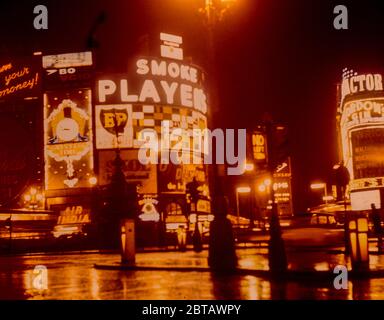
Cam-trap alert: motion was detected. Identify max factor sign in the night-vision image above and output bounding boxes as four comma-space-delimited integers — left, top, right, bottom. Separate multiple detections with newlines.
341, 69, 383, 103
97, 58, 208, 114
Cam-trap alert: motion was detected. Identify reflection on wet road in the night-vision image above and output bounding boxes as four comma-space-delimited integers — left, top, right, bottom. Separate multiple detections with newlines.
1, 249, 384, 299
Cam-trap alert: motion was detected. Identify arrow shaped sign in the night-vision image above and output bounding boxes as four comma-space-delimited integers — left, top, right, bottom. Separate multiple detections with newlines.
46, 69, 57, 76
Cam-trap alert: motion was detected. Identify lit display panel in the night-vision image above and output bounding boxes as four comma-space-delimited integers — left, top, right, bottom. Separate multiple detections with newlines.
44, 89, 94, 190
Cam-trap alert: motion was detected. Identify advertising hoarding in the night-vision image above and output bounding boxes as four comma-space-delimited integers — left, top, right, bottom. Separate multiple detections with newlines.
0, 57, 41, 102
157, 162, 208, 194
44, 89, 94, 190
351, 128, 384, 179
96, 57, 208, 115
273, 158, 293, 216
95, 104, 134, 149
339, 69, 384, 210
42, 51, 93, 90
98, 149, 157, 194
350, 190, 381, 211
251, 130, 267, 167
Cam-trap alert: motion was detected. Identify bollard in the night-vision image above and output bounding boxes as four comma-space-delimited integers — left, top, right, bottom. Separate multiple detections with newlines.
177, 226, 187, 251
120, 219, 135, 265
348, 215, 369, 273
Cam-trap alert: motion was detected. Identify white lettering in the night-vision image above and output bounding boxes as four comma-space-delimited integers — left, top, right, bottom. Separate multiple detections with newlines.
98, 80, 116, 103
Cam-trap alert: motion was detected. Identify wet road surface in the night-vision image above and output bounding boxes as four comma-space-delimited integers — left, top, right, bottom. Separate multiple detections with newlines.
1, 249, 384, 299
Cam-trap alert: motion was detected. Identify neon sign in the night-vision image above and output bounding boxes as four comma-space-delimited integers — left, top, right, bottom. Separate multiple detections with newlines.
252, 132, 267, 161
97, 58, 208, 115
341, 69, 383, 102
339, 69, 384, 209
0, 59, 40, 100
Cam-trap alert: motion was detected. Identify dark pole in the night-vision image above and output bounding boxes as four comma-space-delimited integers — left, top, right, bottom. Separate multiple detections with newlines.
249, 175, 255, 229
202, 1, 238, 271
266, 123, 287, 277
6, 216, 12, 253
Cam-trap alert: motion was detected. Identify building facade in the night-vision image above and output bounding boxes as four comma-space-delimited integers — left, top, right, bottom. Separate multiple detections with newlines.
338, 68, 384, 211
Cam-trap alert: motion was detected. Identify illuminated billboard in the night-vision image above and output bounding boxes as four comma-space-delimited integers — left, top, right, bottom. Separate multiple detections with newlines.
96, 58, 207, 115
350, 190, 381, 211
0, 57, 41, 102
42, 51, 93, 90
44, 89, 94, 190
273, 158, 293, 216
251, 129, 268, 169
98, 149, 157, 194
351, 128, 384, 179
157, 162, 209, 195
95, 104, 133, 149
94, 33, 210, 217
338, 69, 384, 210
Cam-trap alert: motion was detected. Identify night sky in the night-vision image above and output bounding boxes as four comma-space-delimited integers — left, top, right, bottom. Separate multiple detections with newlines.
1, 0, 384, 211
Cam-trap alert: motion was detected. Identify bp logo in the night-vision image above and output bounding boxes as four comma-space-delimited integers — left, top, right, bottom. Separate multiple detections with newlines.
100, 109, 128, 135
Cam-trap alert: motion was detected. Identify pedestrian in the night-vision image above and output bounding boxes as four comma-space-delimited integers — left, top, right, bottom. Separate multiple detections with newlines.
371, 203, 383, 253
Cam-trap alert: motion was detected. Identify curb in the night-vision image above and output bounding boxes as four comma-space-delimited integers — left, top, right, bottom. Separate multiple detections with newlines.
94, 263, 210, 272
94, 263, 384, 280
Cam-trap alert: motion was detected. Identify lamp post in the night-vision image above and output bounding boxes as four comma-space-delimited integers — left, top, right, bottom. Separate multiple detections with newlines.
310, 182, 328, 204
199, 0, 237, 199
199, 0, 239, 271
235, 186, 251, 225
333, 162, 350, 254
23, 187, 44, 210
244, 162, 255, 228
265, 122, 288, 277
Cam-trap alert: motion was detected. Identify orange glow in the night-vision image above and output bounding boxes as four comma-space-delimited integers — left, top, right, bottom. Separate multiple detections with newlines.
263, 179, 271, 187
310, 183, 326, 190
258, 184, 266, 192
244, 162, 254, 171
322, 195, 334, 201
237, 186, 251, 193
89, 176, 97, 185
138, 212, 160, 222
35, 193, 44, 201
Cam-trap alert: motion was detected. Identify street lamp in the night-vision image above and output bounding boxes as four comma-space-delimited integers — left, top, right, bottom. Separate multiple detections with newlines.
258, 184, 266, 192
23, 187, 44, 210
310, 182, 329, 204
236, 186, 251, 225
89, 176, 98, 186
244, 161, 254, 172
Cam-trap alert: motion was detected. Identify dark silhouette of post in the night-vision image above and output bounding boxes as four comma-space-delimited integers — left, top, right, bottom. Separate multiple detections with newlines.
5, 216, 12, 253
186, 178, 203, 252
266, 122, 288, 277
201, 1, 239, 271
333, 162, 350, 254
101, 151, 138, 249
268, 188, 287, 276
208, 195, 238, 271
371, 203, 383, 253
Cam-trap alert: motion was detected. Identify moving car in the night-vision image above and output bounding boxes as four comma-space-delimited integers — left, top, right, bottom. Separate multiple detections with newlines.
282, 213, 344, 248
